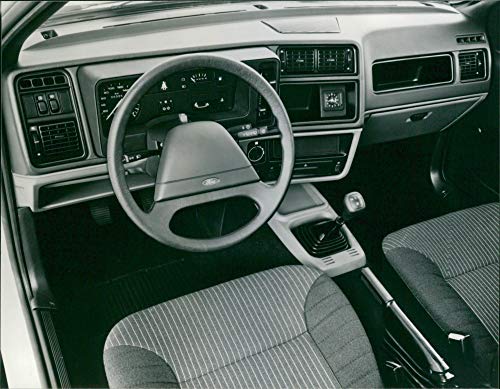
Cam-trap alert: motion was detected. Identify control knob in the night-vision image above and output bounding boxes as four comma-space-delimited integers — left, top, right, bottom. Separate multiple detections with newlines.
247, 144, 265, 163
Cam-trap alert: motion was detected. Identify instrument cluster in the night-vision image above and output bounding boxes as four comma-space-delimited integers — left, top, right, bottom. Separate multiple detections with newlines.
96, 68, 237, 135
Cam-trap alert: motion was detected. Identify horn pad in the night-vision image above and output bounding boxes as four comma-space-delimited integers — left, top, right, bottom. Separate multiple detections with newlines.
154, 121, 259, 201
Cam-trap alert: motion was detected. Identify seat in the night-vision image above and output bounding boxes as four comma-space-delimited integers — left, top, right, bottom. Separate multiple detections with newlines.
383, 202, 499, 385
104, 265, 381, 388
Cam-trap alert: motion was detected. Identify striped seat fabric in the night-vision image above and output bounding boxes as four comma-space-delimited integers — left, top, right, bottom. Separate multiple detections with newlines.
104, 265, 381, 388
383, 202, 499, 385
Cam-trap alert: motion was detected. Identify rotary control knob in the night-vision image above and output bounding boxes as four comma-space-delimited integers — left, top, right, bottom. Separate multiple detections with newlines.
247, 145, 265, 163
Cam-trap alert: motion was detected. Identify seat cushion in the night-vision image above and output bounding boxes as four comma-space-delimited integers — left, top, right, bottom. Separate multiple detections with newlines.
383, 202, 499, 383
104, 265, 381, 388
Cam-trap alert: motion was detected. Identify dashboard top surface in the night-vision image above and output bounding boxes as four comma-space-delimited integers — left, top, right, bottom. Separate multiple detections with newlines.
18, 1, 472, 70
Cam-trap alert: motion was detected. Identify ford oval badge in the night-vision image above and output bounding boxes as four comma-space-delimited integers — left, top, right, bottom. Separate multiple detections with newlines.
202, 177, 221, 187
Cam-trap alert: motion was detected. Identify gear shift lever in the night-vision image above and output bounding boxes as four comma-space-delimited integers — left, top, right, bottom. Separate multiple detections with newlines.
293, 192, 366, 258
322, 192, 366, 241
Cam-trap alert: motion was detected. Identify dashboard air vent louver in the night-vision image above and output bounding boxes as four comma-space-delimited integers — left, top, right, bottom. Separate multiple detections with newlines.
38, 120, 84, 161
279, 46, 356, 75
456, 34, 486, 45
279, 47, 315, 74
18, 73, 68, 90
459, 50, 487, 82
317, 47, 355, 74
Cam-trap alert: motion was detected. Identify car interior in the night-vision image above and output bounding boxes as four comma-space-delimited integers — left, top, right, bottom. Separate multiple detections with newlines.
1, 0, 499, 388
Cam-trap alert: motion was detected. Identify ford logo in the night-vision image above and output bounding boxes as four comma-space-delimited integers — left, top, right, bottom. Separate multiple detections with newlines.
202, 177, 221, 187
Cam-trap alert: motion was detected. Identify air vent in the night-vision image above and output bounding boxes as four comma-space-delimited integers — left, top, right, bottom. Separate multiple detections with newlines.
459, 50, 487, 82
457, 34, 486, 45
279, 47, 315, 74
317, 47, 355, 74
36, 120, 84, 162
279, 46, 356, 75
18, 73, 68, 90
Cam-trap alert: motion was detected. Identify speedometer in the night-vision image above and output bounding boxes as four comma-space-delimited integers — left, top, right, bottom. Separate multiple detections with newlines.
96, 75, 140, 135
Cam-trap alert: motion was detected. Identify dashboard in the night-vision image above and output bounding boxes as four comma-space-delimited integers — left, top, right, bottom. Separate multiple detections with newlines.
3, 1, 493, 212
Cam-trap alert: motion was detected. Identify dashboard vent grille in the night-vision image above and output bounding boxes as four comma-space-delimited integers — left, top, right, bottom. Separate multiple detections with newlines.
279, 47, 315, 74
38, 120, 83, 160
279, 46, 356, 75
317, 47, 355, 74
18, 73, 68, 90
459, 50, 487, 81
457, 34, 486, 44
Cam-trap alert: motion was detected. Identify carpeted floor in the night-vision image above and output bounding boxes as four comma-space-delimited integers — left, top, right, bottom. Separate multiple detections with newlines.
37, 204, 298, 387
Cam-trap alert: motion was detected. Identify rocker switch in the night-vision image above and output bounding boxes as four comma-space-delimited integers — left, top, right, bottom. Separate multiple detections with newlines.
49, 99, 60, 113
47, 92, 60, 113
37, 100, 48, 115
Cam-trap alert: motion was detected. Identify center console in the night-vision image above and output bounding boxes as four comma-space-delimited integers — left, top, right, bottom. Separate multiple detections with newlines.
236, 44, 361, 182
269, 184, 456, 387
268, 184, 366, 277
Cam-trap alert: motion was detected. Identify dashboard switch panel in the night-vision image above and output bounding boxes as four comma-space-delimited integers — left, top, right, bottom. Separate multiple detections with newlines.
16, 70, 86, 167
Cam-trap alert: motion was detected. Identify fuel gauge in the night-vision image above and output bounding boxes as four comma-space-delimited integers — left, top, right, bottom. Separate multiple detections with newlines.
189, 70, 212, 84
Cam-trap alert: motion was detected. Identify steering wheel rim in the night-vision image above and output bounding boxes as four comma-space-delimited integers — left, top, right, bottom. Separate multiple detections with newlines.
107, 54, 294, 252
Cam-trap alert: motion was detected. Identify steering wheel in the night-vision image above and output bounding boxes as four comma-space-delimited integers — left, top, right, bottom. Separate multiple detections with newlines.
107, 54, 294, 252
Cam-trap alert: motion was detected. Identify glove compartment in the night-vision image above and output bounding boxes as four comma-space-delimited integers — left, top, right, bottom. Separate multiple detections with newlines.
361, 96, 482, 145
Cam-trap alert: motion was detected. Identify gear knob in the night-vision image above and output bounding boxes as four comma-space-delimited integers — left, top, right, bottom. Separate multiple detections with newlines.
342, 192, 366, 221
313, 192, 366, 244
